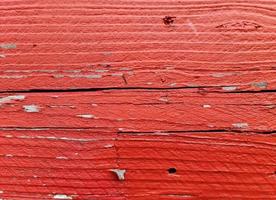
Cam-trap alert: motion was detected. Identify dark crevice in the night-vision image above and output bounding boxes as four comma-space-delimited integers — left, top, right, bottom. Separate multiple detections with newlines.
0, 86, 276, 94
0, 86, 210, 94
118, 129, 229, 134
118, 129, 276, 135
0, 127, 275, 134
227, 89, 276, 94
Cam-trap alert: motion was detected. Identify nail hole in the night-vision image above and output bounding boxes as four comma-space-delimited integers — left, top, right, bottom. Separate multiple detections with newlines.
33, 44, 37, 47
163, 16, 176, 25
168, 168, 177, 174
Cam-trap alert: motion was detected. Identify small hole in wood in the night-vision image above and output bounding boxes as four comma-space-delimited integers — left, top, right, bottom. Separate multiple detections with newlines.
163, 16, 176, 25
168, 168, 177, 174
33, 44, 37, 47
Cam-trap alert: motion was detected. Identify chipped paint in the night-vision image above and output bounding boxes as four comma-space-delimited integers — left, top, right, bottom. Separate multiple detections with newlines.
170, 83, 177, 87
252, 82, 268, 89
203, 104, 211, 108
0, 43, 17, 49
111, 73, 123, 77
23, 105, 40, 113
53, 194, 73, 200
53, 75, 65, 78
110, 169, 126, 181
77, 114, 95, 119
232, 123, 249, 129
211, 72, 235, 78
104, 144, 114, 148
56, 156, 68, 160
159, 97, 168, 102
17, 135, 96, 142
68, 74, 102, 79
0, 95, 25, 105
222, 86, 237, 91
0, 75, 27, 79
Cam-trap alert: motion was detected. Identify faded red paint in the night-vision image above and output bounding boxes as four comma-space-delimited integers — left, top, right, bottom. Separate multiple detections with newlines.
0, 0, 276, 199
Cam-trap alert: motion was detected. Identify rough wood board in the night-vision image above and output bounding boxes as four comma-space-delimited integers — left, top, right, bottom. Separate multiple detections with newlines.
0, 0, 275, 199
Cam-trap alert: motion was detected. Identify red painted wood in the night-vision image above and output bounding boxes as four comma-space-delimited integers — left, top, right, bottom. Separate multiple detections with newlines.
0, 129, 275, 199
0, 0, 276, 199
0, 0, 276, 92
0, 91, 275, 132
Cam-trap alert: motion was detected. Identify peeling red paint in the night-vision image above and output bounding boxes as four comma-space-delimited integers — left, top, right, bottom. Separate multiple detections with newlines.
0, 0, 276, 199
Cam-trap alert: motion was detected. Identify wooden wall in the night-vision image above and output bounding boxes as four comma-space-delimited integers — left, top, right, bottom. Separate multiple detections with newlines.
0, 0, 275, 199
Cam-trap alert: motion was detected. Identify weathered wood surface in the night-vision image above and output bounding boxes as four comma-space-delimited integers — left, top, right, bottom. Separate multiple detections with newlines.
0, 0, 276, 199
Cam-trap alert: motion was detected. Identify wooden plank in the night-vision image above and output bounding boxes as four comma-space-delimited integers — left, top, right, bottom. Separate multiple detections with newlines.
0, 90, 275, 132
0, 129, 275, 199
0, 0, 276, 91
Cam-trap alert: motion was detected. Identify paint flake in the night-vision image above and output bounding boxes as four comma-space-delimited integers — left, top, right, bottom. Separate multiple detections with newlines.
23, 105, 40, 112
111, 169, 126, 181
53, 194, 72, 200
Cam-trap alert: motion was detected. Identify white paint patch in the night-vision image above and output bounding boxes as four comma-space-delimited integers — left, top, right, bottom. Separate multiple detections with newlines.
23, 105, 40, 113
170, 83, 177, 87
104, 144, 113, 148
232, 123, 249, 129
17, 135, 96, 142
159, 97, 168, 102
77, 114, 95, 119
68, 74, 102, 79
0, 54, 6, 58
266, 105, 275, 109
53, 194, 73, 200
211, 72, 235, 78
0, 95, 25, 105
203, 104, 211, 108
222, 86, 237, 91
110, 169, 126, 181
56, 156, 68, 160
5, 154, 13, 157
0, 43, 17, 49
53, 74, 65, 78
0, 75, 27, 79
252, 82, 268, 89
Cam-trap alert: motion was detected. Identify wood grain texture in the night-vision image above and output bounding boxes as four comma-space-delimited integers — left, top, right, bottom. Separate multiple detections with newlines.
0, 0, 276, 199
0, 0, 276, 92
